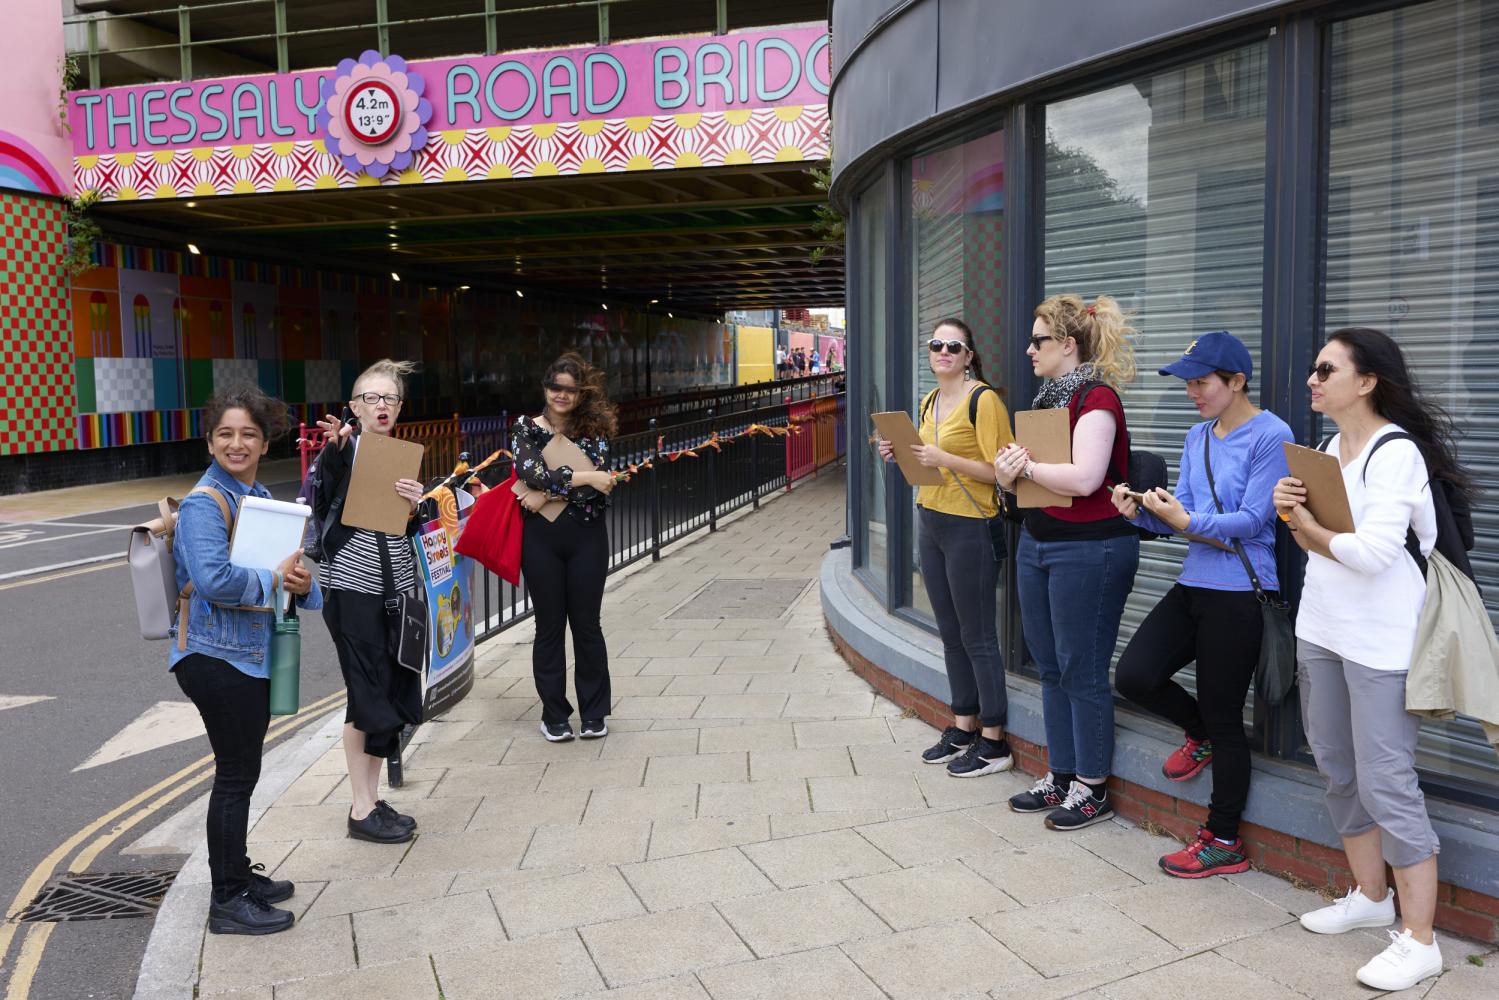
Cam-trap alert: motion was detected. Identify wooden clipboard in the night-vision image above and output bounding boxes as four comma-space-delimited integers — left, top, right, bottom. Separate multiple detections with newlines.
342, 432, 425, 535
1014, 409, 1073, 508
513, 432, 597, 522
871, 412, 943, 487
1284, 442, 1355, 533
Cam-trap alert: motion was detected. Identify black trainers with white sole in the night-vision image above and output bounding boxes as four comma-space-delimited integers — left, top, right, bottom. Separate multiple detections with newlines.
1008, 773, 1066, 813
580, 719, 608, 739
540, 720, 575, 742
921, 726, 975, 764
946, 736, 1014, 778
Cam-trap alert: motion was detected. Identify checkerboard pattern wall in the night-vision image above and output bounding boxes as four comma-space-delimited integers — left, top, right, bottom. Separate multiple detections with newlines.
93, 356, 156, 413
0, 192, 77, 455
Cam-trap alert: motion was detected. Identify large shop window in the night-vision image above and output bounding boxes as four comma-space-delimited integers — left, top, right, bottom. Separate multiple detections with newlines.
909, 129, 1006, 617
1323, 0, 1499, 794
1040, 43, 1270, 692
855, 181, 890, 596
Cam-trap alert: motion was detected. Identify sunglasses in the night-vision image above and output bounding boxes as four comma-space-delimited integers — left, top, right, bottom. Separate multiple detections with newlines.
1306, 362, 1343, 383
1028, 334, 1056, 351
544, 381, 579, 394
928, 339, 967, 355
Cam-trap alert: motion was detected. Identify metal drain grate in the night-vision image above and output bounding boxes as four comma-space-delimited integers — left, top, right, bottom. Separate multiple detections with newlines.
667, 578, 812, 620
15, 869, 179, 922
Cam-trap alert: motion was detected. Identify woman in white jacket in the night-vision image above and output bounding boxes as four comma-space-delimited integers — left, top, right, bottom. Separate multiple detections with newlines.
1274, 327, 1475, 992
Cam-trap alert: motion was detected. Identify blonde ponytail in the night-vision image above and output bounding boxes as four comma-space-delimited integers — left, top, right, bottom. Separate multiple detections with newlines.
353, 358, 420, 397
1033, 293, 1137, 390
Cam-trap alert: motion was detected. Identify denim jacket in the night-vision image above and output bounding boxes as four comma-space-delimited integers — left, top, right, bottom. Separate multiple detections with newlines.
168, 460, 323, 678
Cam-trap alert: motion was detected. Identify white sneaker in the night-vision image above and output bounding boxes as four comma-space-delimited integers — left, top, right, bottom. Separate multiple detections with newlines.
1356, 929, 1443, 991
1299, 885, 1396, 934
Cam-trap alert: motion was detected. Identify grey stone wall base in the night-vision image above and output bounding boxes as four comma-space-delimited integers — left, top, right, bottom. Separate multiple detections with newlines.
820, 547, 1499, 899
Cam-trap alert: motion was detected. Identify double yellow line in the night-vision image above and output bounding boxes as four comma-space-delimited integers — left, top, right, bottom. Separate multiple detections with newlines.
0, 688, 348, 1000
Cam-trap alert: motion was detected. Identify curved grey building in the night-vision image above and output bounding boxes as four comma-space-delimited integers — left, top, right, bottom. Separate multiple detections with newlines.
823, 0, 1499, 931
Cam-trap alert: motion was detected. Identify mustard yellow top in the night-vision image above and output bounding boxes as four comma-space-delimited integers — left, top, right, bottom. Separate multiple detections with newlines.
915, 382, 1015, 519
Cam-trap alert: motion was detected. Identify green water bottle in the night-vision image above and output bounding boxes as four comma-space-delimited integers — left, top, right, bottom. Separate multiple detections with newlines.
268, 583, 301, 717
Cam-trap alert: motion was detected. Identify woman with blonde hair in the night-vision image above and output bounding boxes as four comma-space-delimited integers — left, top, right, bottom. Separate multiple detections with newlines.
513, 352, 619, 741
995, 294, 1140, 830
313, 359, 427, 845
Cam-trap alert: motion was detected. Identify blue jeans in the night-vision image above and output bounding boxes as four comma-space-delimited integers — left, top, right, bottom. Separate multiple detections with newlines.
1016, 528, 1138, 778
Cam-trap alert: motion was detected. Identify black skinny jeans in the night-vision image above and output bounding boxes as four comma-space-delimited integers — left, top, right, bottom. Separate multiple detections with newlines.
522, 512, 611, 725
174, 653, 270, 901
1114, 584, 1264, 840
916, 507, 1007, 727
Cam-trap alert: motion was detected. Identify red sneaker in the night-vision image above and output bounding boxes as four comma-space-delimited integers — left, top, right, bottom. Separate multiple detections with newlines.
1159, 828, 1250, 879
1162, 734, 1213, 781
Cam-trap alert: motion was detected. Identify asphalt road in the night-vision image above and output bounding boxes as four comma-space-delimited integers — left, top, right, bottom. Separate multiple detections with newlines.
0, 481, 347, 1000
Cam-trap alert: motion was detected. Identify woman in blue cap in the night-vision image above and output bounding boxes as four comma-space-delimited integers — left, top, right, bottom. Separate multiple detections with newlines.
1110, 331, 1293, 877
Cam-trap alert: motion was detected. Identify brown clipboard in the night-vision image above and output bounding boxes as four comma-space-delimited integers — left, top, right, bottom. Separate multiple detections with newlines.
513, 432, 597, 522
1283, 442, 1356, 533
1013, 408, 1073, 508
341, 432, 425, 535
871, 411, 943, 486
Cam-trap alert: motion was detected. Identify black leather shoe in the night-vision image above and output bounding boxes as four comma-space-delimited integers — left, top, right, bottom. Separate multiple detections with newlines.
348, 808, 414, 844
208, 888, 294, 935
376, 799, 418, 831
246, 862, 294, 904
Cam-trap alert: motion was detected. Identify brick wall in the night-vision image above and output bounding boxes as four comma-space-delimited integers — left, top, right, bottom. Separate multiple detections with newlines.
826, 622, 1499, 944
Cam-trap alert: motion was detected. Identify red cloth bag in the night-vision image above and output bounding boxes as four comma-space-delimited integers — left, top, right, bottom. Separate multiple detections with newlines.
454, 468, 523, 585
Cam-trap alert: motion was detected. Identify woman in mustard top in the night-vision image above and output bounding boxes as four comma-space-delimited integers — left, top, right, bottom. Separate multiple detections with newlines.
879, 318, 1016, 777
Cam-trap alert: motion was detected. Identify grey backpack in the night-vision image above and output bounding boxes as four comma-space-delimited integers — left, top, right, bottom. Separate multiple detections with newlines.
128, 486, 233, 645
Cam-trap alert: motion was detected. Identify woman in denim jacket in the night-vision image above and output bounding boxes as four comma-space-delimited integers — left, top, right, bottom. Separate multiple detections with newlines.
170, 386, 320, 936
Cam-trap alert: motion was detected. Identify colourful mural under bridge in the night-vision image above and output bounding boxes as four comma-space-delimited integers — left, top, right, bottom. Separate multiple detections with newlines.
69, 25, 830, 203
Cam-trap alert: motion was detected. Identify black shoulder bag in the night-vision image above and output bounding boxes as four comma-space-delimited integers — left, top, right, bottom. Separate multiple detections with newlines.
377, 533, 428, 674
931, 386, 1007, 563
1201, 430, 1296, 703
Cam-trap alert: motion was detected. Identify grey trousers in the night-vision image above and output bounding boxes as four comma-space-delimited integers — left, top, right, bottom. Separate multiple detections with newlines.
1297, 639, 1440, 869
917, 507, 1007, 727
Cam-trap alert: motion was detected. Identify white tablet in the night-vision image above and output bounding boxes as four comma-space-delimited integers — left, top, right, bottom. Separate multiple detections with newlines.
229, 496, 313, 572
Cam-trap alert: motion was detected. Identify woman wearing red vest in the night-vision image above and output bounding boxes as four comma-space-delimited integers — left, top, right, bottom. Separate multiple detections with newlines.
995, 294, 1140, 830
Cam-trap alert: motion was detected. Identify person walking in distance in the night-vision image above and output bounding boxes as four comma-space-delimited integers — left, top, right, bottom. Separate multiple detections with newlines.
1112, 331, 1293, 877
513, 352, 619, 741
1275, 328, 1471, 992
995, 294, 1140, 831
172, 386, 320, 934
313, 359, 427, 846
879, 318, 1016, 777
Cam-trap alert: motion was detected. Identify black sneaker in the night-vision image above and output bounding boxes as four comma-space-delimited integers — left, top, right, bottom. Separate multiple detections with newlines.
376, 799, 417, 831
921, 726, 976, 764
540, 720, 575, 742
347, 808, 415, 844
1008, 773, 1067, 813
245, 863, 293, 904
579, 719, 608, 739
1044, 781, 1115, 831
946, 736, 1014, 778
208, 888, 294, 936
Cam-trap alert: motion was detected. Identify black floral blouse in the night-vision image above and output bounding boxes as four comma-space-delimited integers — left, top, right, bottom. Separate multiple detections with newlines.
511, 415, 611, 524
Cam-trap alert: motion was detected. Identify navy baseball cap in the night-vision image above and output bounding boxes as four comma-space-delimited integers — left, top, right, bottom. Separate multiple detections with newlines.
1158, 331, 1253, 381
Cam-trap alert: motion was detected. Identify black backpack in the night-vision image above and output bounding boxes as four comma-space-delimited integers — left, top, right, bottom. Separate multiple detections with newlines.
1069, 381, 1169, 540
919, 384, 998, 428
1317, 432, 1477, 587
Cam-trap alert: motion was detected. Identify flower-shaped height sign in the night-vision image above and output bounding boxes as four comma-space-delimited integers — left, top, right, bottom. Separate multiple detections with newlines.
318, 50, 432, 179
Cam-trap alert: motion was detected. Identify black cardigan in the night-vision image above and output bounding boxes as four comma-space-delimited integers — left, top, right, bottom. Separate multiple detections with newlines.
311, 434, 418, 565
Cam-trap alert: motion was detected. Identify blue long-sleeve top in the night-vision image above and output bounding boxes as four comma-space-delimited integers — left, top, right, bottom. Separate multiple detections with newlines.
1129, 411, 1294, 592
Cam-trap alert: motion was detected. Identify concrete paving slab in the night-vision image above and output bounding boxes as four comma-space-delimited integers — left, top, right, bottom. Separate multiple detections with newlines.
301, 872, 454, 921
740, 828, 899, 888
697, 947, 888, 1000
197, 914, 356, 995
491, 866, 646, 938
271, 838, 411, 882
428, 762, 544, 798
715, 881, 890, 957
646, 815, 772, 859
698, 777, 811, 819
272, 958, 443, 1000
466, 789, 590, 831
579, 905, 754, 987
748, 746, 855, 781
694, 693, 791, 719
662, 674, 753, 696
853, 811, 1012, 868
397, 828, 533, 875
612, 695, 706, 719
808, 774, 926, 812
770, 810, 889, 838
793, 718, 894, 747
1095, 951, 1303, 1000
621, 846, 774, 911
637, 656, 725, 675
643, 750, 749, 786
535, 756, 647, 792
1103, 877, 1297, 950
843, 920, 1041, 999
698, 722, 797, 753
846, 859, 1018, 931
521, 820, 652, 868
571, 975, 711, 1000
977, 895, 1177, 977
716, 654, 801, 673
351, 889, 504, 963
582, 783, 699, 823
596, 728, 702, 758
433, 928, 606, 1000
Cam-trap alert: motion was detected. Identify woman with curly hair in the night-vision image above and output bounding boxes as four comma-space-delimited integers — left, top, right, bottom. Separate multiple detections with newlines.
512, 352, 619, 741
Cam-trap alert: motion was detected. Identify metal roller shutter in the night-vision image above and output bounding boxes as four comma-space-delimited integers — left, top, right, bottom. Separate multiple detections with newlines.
1324, 0, 1499, 791
1040, 44, 1271, 702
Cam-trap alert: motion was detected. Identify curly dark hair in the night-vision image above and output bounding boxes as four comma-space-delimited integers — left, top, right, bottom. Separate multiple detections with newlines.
544, 352, 617, 439
203, 384, 292, 442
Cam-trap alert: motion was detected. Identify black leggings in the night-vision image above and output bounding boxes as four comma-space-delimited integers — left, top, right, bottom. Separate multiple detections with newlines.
917, 507, 1007, 727
1114, 584, 1263, 840
522, 512, 611, 724
174, 653, 270, 901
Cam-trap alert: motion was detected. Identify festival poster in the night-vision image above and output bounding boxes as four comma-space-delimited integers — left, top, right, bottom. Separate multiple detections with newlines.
413, 488, 476, 719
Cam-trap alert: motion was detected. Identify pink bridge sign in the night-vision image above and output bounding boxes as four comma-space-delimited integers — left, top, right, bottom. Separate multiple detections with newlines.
68, 24, 830, 201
